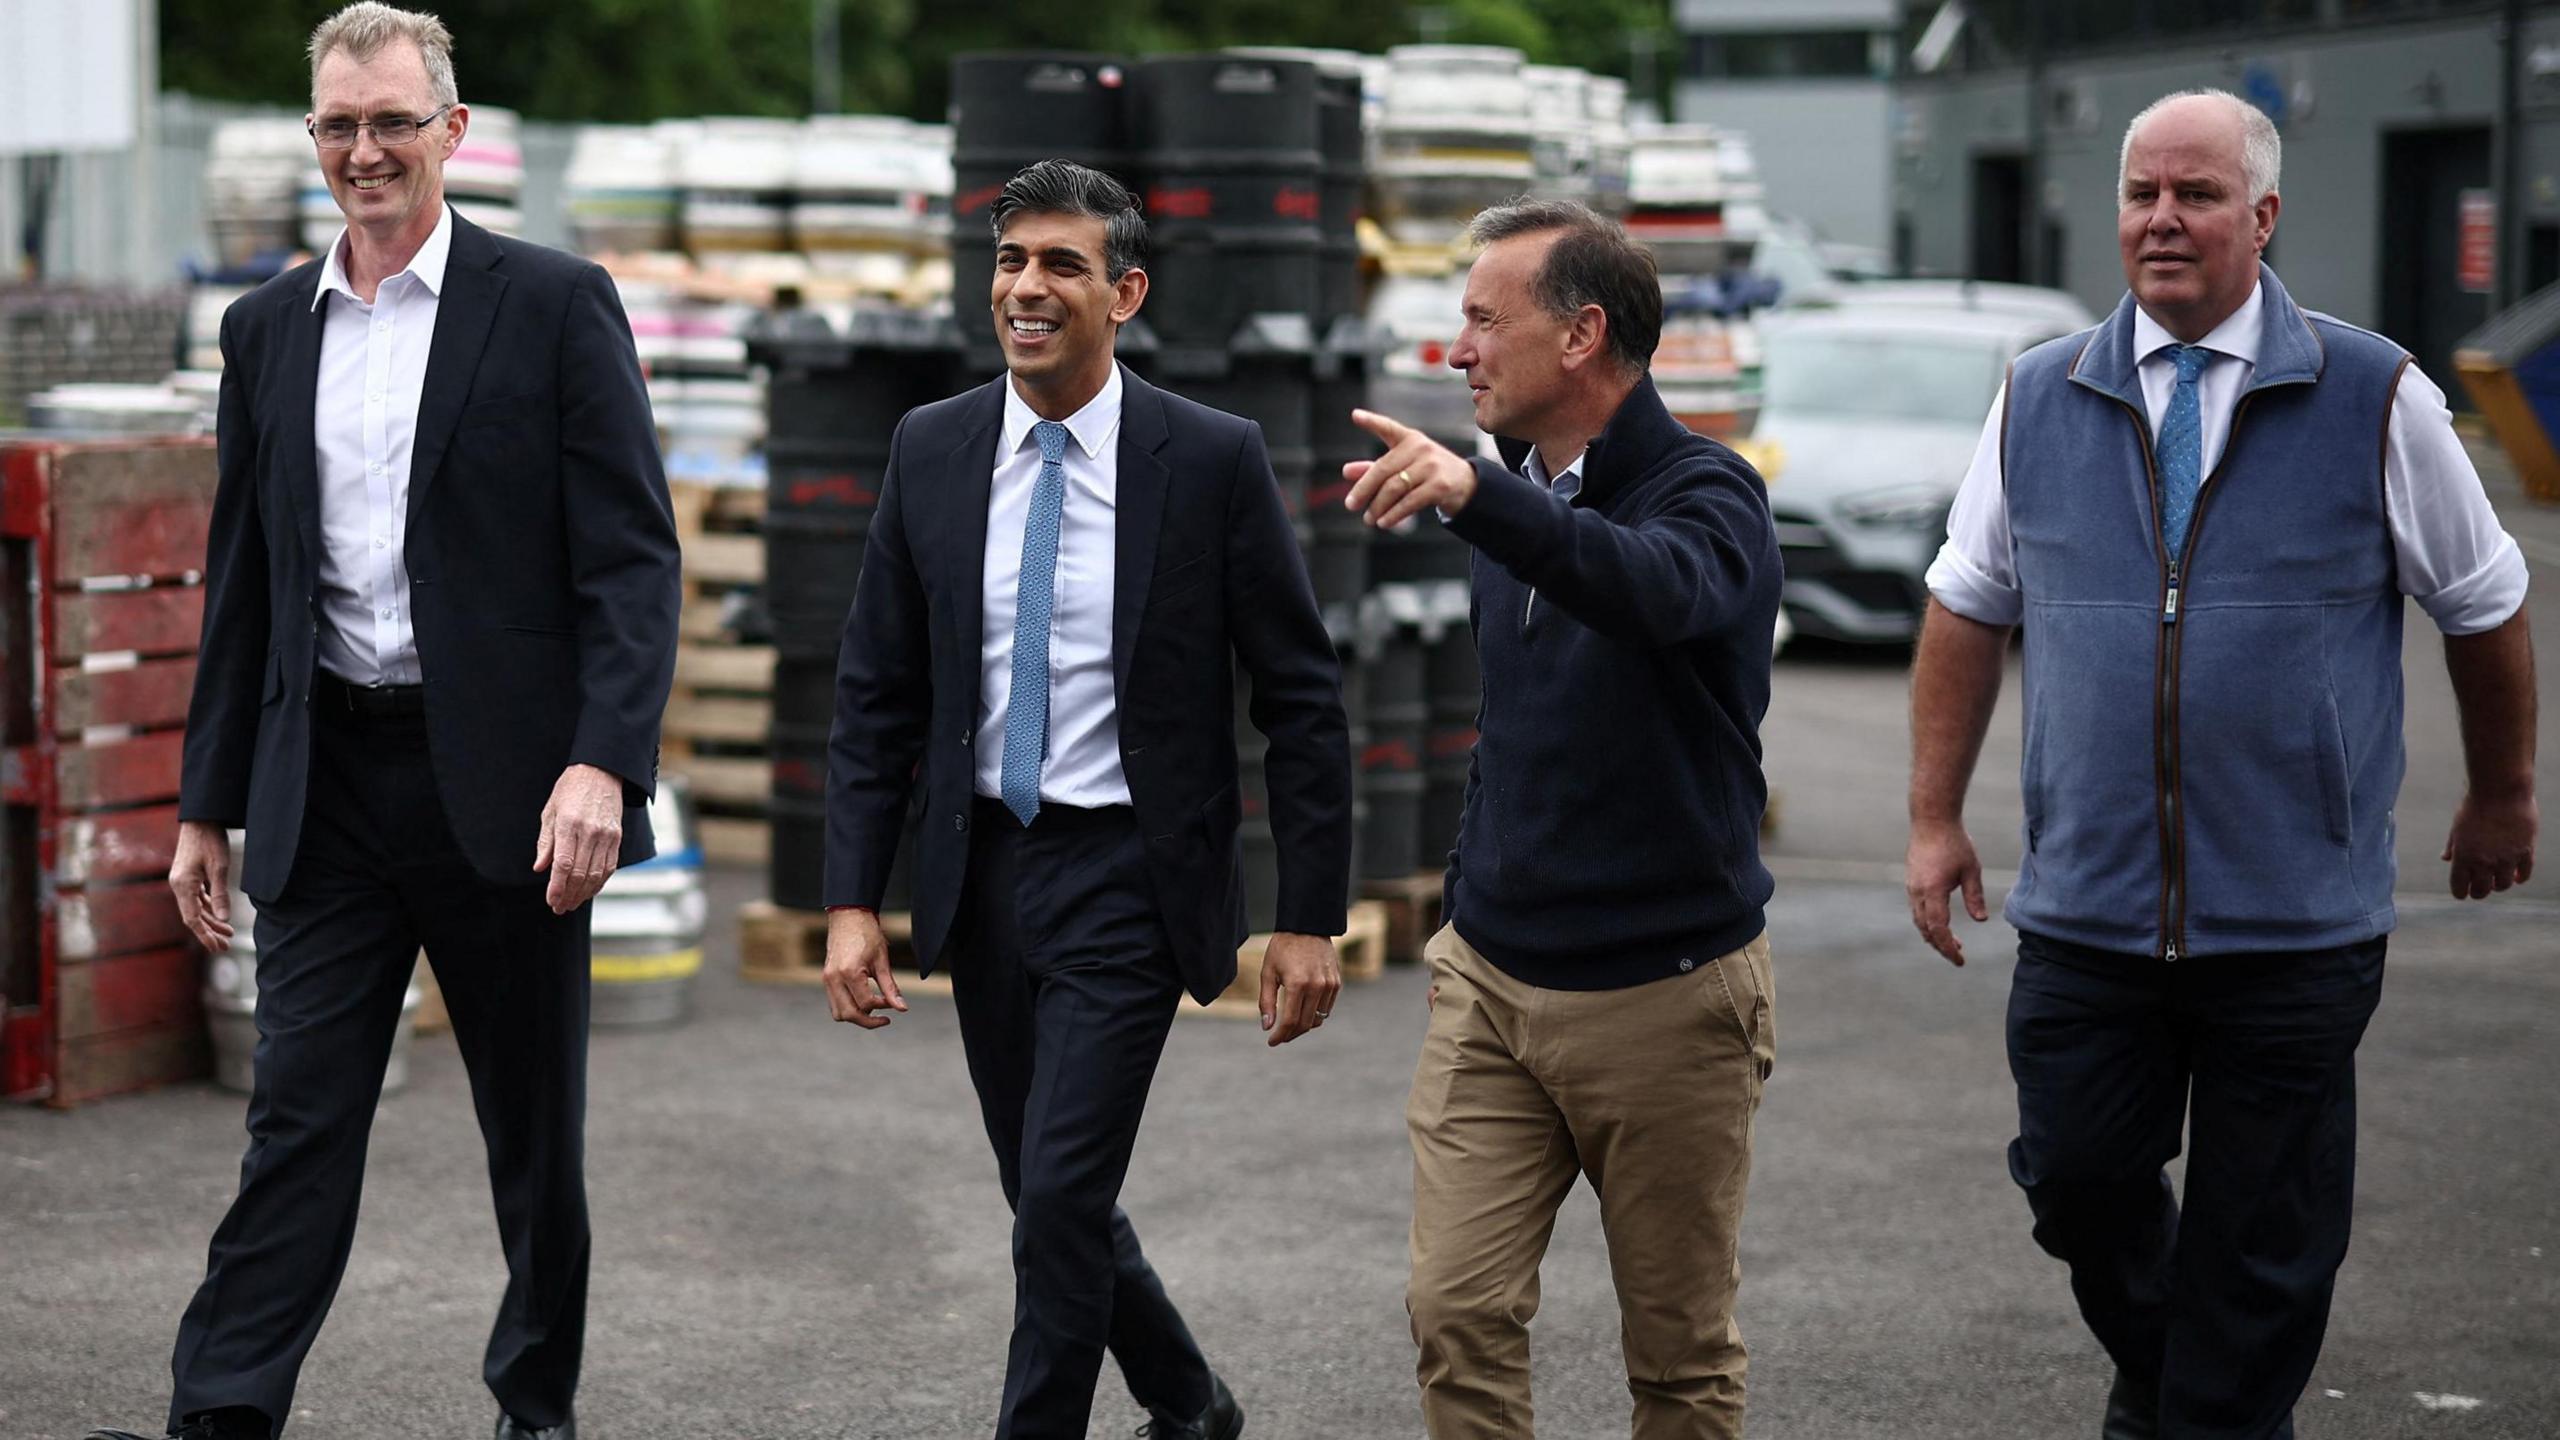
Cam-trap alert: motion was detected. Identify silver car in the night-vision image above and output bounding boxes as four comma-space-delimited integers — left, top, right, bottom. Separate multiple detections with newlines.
1755, 299, 2083, 644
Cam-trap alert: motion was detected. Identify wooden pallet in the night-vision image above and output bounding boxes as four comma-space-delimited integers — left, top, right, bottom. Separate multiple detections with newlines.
737, 897, 1390, 1018
667, 482, 773, 847
1358, 870, 1446, 966
737, 899, 947, 994
1, 437, 220, 1104
1199, 898, 1390, 1019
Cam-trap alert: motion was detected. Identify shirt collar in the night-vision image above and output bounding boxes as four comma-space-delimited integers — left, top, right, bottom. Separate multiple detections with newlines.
1001, 362, 1124, 462
2132, 278, 2262, 370
312, 203, 456, 311
1524, 446, 1587, 489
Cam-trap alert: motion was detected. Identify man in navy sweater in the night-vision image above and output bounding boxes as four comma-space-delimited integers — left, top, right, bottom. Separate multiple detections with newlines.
1344, 200, 1783, 1439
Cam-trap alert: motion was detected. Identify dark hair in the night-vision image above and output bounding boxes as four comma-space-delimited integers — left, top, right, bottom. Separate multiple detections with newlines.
1467, 199, 1662, 373
990, 159, 1149, 283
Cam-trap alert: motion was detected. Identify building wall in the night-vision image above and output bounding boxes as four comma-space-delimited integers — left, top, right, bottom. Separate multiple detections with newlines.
1677, 79, 1895, 250
1895, 11, 2540, 333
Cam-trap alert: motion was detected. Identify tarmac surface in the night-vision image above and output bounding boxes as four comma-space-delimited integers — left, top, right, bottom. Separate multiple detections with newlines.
3, 437, 2554, 1439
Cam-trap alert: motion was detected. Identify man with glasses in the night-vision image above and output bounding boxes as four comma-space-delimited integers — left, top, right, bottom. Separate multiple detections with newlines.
89, 6, 677, 1439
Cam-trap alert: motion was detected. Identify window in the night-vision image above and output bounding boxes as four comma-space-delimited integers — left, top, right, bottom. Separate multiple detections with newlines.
1685, 29, 1892, 81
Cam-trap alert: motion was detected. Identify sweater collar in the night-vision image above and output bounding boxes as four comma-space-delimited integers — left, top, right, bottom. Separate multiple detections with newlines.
2069, 261, 2324, 408
1492, 375, 1688, 504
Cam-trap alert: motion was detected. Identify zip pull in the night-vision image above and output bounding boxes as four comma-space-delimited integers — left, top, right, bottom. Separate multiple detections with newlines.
2162, 563, 2181, 625
2164, 940, 2180, 964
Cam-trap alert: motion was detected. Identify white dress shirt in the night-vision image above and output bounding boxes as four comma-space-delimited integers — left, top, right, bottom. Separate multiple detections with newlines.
1927, 281, 2529, 636
977, 364, 1130, 806
309, 204, 453, 685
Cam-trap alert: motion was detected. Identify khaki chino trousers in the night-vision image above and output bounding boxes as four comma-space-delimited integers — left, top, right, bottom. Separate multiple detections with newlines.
1407, 923, 1776, 1440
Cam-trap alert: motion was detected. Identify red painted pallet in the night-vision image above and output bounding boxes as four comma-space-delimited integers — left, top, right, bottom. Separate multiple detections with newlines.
1, 437, 219, 1105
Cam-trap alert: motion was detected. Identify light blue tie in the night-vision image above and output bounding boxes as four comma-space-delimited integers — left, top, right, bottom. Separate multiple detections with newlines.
1000, 419, 1071, 827
2156, 344, 2212, 562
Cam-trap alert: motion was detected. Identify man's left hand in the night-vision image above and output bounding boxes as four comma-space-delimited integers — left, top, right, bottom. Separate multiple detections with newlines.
1258, 932, 1342, 1047
2442, 788, 2538, 899
1344, 408, 1476, 528
534, 763, 625, 914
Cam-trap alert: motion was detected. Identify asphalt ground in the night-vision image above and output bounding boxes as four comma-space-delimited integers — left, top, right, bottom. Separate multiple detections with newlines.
3, 439, 2553, 1439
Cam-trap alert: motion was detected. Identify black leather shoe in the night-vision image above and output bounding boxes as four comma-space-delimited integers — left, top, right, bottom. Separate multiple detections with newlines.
1137, 1371, 1242, 1440
88, 1414, 257, 1440
495, 1413, 575, 1440
2102, 1369, 2160, 1440
89, 1410, 265, 1440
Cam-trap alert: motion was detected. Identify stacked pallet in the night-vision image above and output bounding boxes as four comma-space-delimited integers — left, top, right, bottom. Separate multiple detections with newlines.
1, 286, 189, 425
666, 481, 773, 865
1, 437, 219, 1105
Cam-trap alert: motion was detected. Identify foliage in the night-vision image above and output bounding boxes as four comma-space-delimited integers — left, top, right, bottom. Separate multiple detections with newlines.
158, 0, 1674, 121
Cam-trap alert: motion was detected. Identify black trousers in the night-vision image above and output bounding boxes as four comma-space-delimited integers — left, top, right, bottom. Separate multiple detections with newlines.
168, 690, 592, 1435
949, 797, 1214, 1440
2006, 929, 2387, 1440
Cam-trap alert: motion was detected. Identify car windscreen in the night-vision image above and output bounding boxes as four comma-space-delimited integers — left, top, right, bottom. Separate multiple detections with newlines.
1761, 330, 2009, 423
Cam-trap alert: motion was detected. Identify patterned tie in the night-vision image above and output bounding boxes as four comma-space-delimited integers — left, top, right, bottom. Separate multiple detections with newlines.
2156, 344, 2213, 562
1000, 419, 1071, 827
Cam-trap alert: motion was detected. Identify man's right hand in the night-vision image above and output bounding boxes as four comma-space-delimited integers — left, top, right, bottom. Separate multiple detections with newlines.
170, 820, 236, 954
822, 907, 908, 1029
1906, 818, 1988, 967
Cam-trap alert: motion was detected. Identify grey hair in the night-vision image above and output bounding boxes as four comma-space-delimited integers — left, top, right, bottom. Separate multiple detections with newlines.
309, 3, 459, 110
1467, 197, 1662, 374
2119, 89, 2280, 203
990, 160, 1149, 283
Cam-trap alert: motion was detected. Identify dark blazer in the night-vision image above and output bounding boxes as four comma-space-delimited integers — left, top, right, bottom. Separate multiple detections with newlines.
178, 210, 682, 902
824, 366, 1352, 1003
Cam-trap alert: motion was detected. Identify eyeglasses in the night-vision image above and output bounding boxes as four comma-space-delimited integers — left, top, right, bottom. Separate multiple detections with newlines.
308, 104, 451, 149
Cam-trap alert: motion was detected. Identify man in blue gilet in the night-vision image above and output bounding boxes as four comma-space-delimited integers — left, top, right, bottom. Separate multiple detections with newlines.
1905, 89, 2536, 1438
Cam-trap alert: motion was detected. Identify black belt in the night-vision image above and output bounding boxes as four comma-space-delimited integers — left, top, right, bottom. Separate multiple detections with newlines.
315, 671, 426, 717
972, 794, 1132, 833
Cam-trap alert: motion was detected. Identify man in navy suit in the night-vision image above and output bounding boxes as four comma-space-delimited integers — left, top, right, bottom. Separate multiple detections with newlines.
92, 7, 678, 1439
820, 159, 1354, 1440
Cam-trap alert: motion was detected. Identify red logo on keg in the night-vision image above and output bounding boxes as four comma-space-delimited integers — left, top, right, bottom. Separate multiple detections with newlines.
789, 473, 877, 508
1429, 728, 1479, 757
955, 183, 1003, 217
1272, 187, 1319, 222
773, 757, 824, 793
1362, 739, 1420, 771
1148, 186, 1214, 219
1310, 478, 1354, 507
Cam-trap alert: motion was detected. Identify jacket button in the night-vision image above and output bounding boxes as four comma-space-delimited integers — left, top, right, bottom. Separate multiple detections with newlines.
1677, 957, 1695, 973
953, 813, 968, 833
960, 728, 971, 747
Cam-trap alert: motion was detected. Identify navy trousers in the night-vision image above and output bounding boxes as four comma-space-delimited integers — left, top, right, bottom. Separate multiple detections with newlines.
168, 694, 592, 1436
949, 797, 1215, 1440
2006, 929, 2386, 1440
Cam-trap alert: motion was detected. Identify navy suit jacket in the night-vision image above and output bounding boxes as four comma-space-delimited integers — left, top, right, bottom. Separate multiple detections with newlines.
824, 364, 1353, 1003
177, 212, 682, 901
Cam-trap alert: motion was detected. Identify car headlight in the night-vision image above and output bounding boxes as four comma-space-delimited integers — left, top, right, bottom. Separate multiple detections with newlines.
1839, 484, 1955, 532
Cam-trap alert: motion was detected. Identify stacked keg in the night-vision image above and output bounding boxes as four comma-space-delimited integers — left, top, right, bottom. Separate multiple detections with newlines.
794, 115, 932, 296
565, 123, 684, 254
751, 307, 963, 912
1369, 46, 1534, 248
681, 117, 798, 262
445, 104, 526, 237
588, 777, 710, 1026
204, 118, 307, 267
948, 52, 1138, 372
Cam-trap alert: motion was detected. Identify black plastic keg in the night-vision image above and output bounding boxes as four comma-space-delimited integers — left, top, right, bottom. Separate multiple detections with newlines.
1313, 65, 1364, 322
1358, 588, 1430, 879
1132, 55, 1321, 348
1156, 315, 1315, 522
1422, 608, 1479, 860
1308, 318, 1378, 626
752, 310, 962, 660
950, 52, 1139, 363
769, 653, 919, 913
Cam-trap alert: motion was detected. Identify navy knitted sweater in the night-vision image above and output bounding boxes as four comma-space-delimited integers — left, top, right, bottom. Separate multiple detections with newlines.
1441, 376, 1781, 990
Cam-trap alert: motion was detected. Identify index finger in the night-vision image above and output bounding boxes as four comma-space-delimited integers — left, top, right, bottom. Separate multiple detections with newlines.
1350, 407, 1415, 447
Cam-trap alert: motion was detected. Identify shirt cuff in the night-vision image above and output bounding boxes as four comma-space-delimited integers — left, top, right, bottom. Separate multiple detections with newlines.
2414, 534, 2530, 636
1924, 541, 2024, 626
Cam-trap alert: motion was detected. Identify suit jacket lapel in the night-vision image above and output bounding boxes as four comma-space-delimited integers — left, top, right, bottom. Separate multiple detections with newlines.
405, 213, 507, 524
943, 379, 1007, 719
1112, 366, 1172, 698
278, 267, 328, 571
